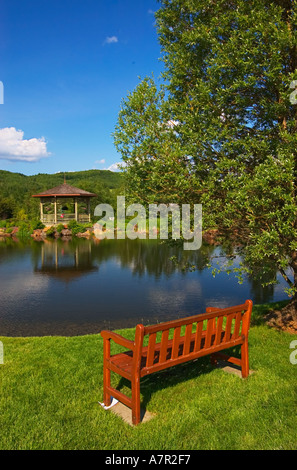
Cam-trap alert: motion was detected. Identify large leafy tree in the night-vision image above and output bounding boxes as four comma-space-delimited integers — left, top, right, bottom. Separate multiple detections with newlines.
114, 0, 297, 325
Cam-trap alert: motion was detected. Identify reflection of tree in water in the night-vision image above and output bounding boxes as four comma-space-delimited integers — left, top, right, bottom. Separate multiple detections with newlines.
0, 237, 42, 265
244, 259, 278, 305
204, 243, 280, 304
1, 236, 284, 296
24, 237, 212, 280
248, 276, 275, 304
28, 237, 213, 280
90, 238, 216, 279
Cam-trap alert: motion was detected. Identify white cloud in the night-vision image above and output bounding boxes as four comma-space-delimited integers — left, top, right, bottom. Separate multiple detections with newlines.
105, 162, 127, 172
95, 158, 105, 164
104, 36, 118, 45
106, 162, 121, 172
0, 127, 50, 162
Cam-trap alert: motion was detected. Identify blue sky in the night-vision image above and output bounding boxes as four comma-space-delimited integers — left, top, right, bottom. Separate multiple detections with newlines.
0, 0, 163, 175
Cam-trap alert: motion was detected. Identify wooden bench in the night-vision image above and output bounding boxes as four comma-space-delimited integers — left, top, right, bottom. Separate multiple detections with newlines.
100, 299, 253, 425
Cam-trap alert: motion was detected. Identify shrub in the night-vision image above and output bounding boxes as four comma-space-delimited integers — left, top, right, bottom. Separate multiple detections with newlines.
17, 222, 32, 237
32, 220, 45, 230
56, 223, 65, 233
45, 226, 56, 237
67, 220, 91, 235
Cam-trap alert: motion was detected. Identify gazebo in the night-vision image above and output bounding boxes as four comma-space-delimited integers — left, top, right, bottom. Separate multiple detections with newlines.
32, 182, 96, 225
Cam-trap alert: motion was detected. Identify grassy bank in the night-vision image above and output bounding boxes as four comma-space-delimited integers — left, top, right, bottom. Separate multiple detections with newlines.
0, 300, 296, 450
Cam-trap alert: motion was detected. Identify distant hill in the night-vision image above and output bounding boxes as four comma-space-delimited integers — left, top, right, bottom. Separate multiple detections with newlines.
0, 169, 124, 220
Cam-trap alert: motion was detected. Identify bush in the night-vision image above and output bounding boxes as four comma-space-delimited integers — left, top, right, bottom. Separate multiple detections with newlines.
32, 220, 45, 230
67, 220, 91, 235
17, 222, 32, 237
16, 209, 28, 221
56, 223, 65, 233
45, 226, 56, 237
5, 219, 16, 228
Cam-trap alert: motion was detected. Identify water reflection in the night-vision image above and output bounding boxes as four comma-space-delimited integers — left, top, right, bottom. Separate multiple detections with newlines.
0, 237, 288, 336
34, 239, 98, 282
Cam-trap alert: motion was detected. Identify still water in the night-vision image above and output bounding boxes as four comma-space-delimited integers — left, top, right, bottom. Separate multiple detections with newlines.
0, 237, 288, 336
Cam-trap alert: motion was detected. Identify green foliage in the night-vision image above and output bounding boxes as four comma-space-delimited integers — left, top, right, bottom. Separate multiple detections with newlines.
0, 219, 46, 238
67, 220, 92, 235
0, 169, 123, 222
16, 209, 28, 221
0, 195, 15, 219
114, 0, 297, 299
45, 226, 56, 237
114, 76, 198, 205
32, 220, 45, 230
17, 222, 33, 238
56, 223, 65, 233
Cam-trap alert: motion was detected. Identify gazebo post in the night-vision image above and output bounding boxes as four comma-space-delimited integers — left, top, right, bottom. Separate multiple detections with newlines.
74, 197, 78, 222
54, 197, 57, 224
87, 199, 91, 222
55, 242, 58, 269
40, 202, 44, 223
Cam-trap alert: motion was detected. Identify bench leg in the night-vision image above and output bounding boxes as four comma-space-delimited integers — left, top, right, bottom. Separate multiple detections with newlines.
131, 376, 141, 425
210, 354, 218, 366
103, 362, 111, 407
103, 339, 111, 407
241, 340, 249, 378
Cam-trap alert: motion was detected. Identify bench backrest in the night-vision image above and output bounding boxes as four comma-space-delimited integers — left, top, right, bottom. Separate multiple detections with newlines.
133, 300, 253, 375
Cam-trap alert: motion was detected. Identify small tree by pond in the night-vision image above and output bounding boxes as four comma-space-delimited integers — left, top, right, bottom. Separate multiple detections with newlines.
114, 0, 297, 328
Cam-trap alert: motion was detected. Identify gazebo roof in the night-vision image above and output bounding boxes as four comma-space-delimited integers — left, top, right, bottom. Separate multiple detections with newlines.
32, 182, 97, 198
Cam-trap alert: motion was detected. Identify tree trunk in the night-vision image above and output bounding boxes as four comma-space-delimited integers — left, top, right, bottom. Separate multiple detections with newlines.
264, 266, 297, 333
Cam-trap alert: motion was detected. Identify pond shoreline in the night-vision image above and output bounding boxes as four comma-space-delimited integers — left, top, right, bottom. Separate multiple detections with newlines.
0, 224, 221, 244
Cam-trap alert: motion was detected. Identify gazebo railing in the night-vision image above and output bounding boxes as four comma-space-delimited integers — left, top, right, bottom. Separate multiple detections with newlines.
41, 214, 90, 224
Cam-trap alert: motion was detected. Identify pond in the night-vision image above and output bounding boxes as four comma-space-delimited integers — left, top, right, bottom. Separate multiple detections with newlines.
0, 237, 288, 336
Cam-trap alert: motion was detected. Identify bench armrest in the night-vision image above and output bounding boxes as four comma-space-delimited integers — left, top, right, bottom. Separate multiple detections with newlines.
206, 307, 222, 313
101, 330, 135, 350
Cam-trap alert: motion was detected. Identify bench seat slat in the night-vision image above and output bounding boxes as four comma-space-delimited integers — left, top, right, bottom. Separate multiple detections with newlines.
106, 356, 133, 380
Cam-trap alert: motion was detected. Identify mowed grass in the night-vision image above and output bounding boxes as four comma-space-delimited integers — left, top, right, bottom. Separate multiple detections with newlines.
0, 301, 296, 450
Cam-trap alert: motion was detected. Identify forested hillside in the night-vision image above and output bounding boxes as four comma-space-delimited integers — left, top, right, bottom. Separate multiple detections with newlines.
0, 169, 123, 221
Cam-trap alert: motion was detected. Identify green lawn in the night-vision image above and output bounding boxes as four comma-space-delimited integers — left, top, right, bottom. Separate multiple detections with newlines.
0, 300, 296, 450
